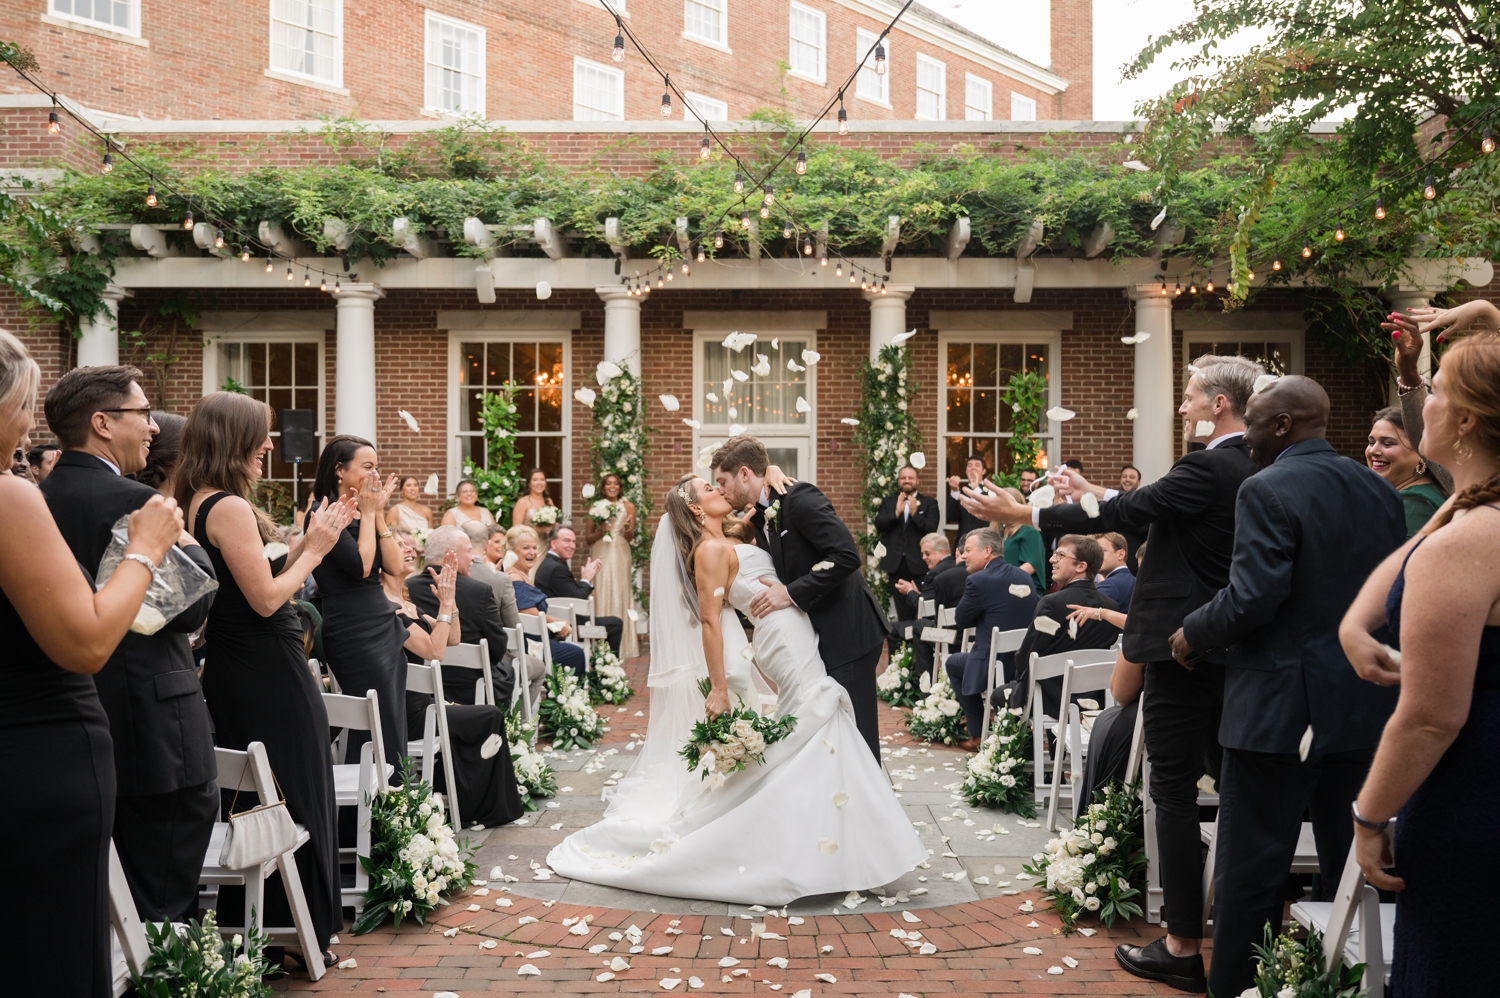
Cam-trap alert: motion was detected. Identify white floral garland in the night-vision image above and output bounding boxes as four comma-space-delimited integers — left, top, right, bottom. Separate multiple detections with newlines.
905, 669, 968, 746
852, 344, 921, 606
961, 702, 1036, 815
581, 361, 652, 606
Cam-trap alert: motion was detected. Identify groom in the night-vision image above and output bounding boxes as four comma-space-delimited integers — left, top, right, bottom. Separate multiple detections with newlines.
712, 436, 890, 758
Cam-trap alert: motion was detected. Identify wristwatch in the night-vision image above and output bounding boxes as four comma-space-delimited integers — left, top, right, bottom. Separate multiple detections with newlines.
1350, 799, 1390, 832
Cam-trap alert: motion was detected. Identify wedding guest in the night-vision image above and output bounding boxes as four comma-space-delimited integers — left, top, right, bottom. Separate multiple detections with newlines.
1010, 535, 1121, 721
1365, 405, 1447, 537
944, 529, 1038, 748
1172, 376, 1405, 998
1340, 331, 1500, 995
10, 435, 29, 477
134, 411, 184, 493
40, 368, 217, 925
1070, 544, 1146, 804
504, 524, 587, 679
898, 532, 967, 679
0, 330, 185, 998
479, 521, 507, 570
27, 440, 60, 482
442, 478, 496, 530
1119, 465, 1141, 492
312, 435, 408, 773
386, 474, 434, 538
1094, 531, 1135, 612
408, 526, 515, 703
582, 473, 638, 658
1017, 467, 1039, 496
996, 486, 1046, 586
177, 391, 355, 970
945, 454, 993, 544
536, 523, 625, 656
460, 522, 520, 630
875, 465, 939, 625
510, 468, 557, 541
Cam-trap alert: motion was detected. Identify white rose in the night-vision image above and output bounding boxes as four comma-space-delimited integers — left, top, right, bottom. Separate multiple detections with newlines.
999, 774, 1016, 787
1083, 896, 1101, 911
1090, 832, 1103, 845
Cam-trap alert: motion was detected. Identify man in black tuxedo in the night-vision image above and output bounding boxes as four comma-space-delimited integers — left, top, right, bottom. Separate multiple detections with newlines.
533, 523, 624, 656
964, 354, 1263, 993
1172, 377, 1405, 998
408, 525, 514, 704
874, 465, 939, 622
712, 436, 889, 758
39, 366, 218, 923
896, 532, 967, 677
944, 529, 1038, 747
945, 454, 993, 546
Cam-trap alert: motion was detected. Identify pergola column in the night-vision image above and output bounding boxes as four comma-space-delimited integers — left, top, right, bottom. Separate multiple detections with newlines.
76, 284, 133, 368
864, 284, 916, 360
334, 283, 384, 443
597, 286, 642, 376
1128, 284, 1176, 485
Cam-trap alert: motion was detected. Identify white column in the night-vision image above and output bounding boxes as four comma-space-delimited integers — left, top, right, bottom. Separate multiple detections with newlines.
863, 284, 915, 360
75, 284, 133, 368
1383, 287, 1432, 379
1128, 284, 1176, 485
334, 283, 384, 444
597, 286, 642, 376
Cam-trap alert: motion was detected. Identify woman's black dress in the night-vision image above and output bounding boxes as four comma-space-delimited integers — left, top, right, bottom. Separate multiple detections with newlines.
399, 612, 526, 827
0, 569, 115, 996
314, 516, 409, 771
194, 493, 341, 951
1386, 526, 1500, 995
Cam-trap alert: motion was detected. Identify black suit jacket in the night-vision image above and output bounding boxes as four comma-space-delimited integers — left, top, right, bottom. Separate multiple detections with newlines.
946, 486, 991, 541
921, 555, 968, 610
1183, 439, 1405, 756
1013, 579, 1121, 689
40, 451, 217, 797
874, 492, 939, 576
1039, 437, 1257, 664
752, 481, 889, 669
407, 572, 513, 703
534, 551, 593, 600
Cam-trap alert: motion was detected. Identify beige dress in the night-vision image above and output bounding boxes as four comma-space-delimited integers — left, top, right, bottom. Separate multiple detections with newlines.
450, 504, 495, 527
393, 502, 432, 537
591, 504, 638, 659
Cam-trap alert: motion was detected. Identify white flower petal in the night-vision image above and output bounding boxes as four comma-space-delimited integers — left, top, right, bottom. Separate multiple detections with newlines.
574, 387, 597, 409
660, 978, 682, 990
443, 927, 460, 937
1027, 484, 1056, 509
516, 963, 540, 977
1126, 407, 1139, 421
833, 791, 849, 807
610, 956, 632, 971
1023, 946, 1043, 955
801, 350, 821, 365
787, 358, 806, 372
815, 973, 838, 984
1045, 406, 1076, 422
1080, 492, 1100, 518
1063, 956, 1079, 968
728, 424, 746, 437
767, 956, 789, 969
659, 394, 681, 412
1047, 966, 1064, 975
818, 838, 839, 854
1077, 928, 1096, 937
1195, 419, 1217, 438
1254, 373, 1280, 394
424, 472, 439, 495
902, 911, 921, 923
795, 396, 811, 413
569, 921, 591, 935
892, 328, 918, 345
718, 957, 741, 968
908, 451, 926, 469
597, 972, 616, 982
1068, 618, 1078, 639
918, 943, 937, 955
596, 360, 623, 384
731, 369, 749, 382
682, 418, 701, 430
1299, 724, 1314, 762
840, 417, 859, 425
397, 409, 420, 433
811, 560, 835, 572
706, 392, 719, 403
526, 950, 551, 959
580, 483, 596, 499
1009, 584, 1032, 598
536, 281, 552, 300
688, 977, 704, 988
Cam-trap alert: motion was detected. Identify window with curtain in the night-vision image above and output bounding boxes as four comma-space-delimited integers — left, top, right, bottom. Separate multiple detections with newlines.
683, 91, 728, 121
916, 54, 946, 120
459, 341, 566, 497
788, 3, 825, 82
219, 340, 322, 499
573, 57, 624, 120
684, 0, 727, 46
425, 12, 484, 115
856, 27, 888, 103
943, 340, 1053, 481
700, 339, 809, 428
1010, 91, 1037, 121
50, 0, 136, 33
964, 73, 992, 120
270, 0, 341, 84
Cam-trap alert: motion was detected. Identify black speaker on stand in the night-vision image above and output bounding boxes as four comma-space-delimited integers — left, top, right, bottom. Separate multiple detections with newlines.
278, 409, 318, 512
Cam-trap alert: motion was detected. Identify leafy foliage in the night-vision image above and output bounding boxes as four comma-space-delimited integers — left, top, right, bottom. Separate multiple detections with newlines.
1249, 922, 1367, 998
996, 370, 1049, 484
588, 364, 653, 605
961, 699, 1037, 816
853, 344, 920, 606
461, 385, 524, 517
875, 641, 923, 708
588, 641, 634, 705
1023, 779, 1146, 931
679, 677, 798, 783
506, 704, 556, 810
906, 668, 968, 746
537, 662, 606, 751
130, 910, 279, 998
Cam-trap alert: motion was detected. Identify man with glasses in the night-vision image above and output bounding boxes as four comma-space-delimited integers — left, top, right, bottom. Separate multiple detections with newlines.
39, 365, 218, 925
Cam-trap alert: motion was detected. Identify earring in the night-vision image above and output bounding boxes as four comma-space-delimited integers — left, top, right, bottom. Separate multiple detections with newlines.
1453, 434, 1474, 462
698, 511, 707, 525
1415, 458, 1428, 475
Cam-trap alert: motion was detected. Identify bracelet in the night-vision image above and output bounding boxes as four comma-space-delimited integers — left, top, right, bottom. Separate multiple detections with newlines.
436, 613, 453, 624
1395, 376, 1424, 397
121, 552, 158, 575
378, 529, 393, 538
1350, 799, 1390, 832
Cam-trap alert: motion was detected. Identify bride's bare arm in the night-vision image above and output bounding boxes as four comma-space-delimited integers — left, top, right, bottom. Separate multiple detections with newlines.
695, 540, 738, 719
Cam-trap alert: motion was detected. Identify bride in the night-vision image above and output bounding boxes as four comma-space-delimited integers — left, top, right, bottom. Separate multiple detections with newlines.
546, 475, 925, 904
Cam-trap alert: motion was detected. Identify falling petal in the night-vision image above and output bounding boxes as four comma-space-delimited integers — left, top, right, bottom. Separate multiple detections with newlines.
479, 733, 502, 759
908, 451, 926, 469
1008, 584, 1032, 598
397, 409, 420, 433
1033, 616, 1060, 636
1027, 484, 1056, 508
1299, 724, 1314, 761
818, 838, 839, 854
424, 472, 439, 495
771, 337, 779, 348
811, 560, 834, 572
581, 483, 596, 499
706, 392, 719, 403
727, 407, 738, 419
801, 349, 821, 365
787, 358, 806, 372
596, 360, 622, 384
682, 418, 702, 430
722, 378, 734, 395
841, 417, 860, 426
731, 369, 749, 382
1126, 408, 1139, 421
574, 387, 597, 408
1045, 406, 1076, 421
1133, 332, 1151, 343
1080, 492, 1100, 518
1121, 335, 1138, 345
892, 328, 918, 345
660, 394, 680, 411
535, 280, 552, 300
1195, 419, 1217, 438
729, 424, 746, 436
1068, 618, 1078, 639
751, 355, 771, 377
795, 396, 811, 414
1253, 373, 1280, 394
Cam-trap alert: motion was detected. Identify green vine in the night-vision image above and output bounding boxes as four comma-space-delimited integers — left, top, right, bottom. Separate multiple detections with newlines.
996, 370, 1048, 485
852, 344, 920, 608
461, 385, 524, 517
587, 364, 653, 609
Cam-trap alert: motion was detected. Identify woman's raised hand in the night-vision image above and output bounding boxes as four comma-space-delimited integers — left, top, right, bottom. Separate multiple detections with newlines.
428, 549, 460, 616
704, 684, 730, 720
765, 463, 797, 496
126, 495, 186, 565
359, 472, 398, 515
305, 495, 357, 556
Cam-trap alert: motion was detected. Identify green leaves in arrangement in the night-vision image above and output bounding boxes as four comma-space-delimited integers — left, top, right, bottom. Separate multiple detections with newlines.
875, 641, 923, 709
853, 344, 921, 608
537, 662, 606, 751
462, 385, 524, 518
588, 364, 653, 607
131, 910, 279, 998
1023, 778, 1147, 931
962, 700, 1037, 817
1248, 922, 1367, 998
996, 370, 1049, 486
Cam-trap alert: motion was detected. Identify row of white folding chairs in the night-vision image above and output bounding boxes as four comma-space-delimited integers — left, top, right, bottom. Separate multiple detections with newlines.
1291, 839, 1393, 996
1020, 648, 1120, 829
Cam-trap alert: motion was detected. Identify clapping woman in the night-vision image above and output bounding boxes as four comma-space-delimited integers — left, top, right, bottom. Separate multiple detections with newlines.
0, 329, 185, 996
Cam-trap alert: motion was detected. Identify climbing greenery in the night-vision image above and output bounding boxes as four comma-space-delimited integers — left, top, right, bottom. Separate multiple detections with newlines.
461, 385, 524, 517
852, 343, 920, 607
996, 370, 1049, 485
587, 364, 653, 605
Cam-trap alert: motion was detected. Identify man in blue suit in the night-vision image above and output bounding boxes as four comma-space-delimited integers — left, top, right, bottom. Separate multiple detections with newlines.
945, 528, 1038, 749
1171, 376, 1406, 998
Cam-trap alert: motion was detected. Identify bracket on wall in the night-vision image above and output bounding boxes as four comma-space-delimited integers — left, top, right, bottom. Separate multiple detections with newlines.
814, 222, 829, 264
392, 217, 436, 259
533, 217, 568, 260
1014, 259, 1037, 304
191, 223, 233, 259
675, 217, 692, 261
881, 215, 901, 270
1083, 222, 1114, 259
323, 218, 353, 253
129, 224, 181, 258
603, 217, 628, 264
1016, 218, 1045, 261
257, 221, 309, 259
946, 216, 970, 262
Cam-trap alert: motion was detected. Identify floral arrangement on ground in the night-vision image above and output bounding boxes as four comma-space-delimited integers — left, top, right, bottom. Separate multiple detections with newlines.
680, 677, 797, 787
906, 669, 968, 746
460, 385, 524, 518
961, 697, 1036, 816
1022, 778, 1146, 931
130, 910, 278, 998
352, 764, 475, 934
852, 344, 921, 607
506, 705, 556, 810
585, 360, 653, 607
537, 662, 607, 751
1243, 923, 1366, 998
875, 641, 923, 708
589, 642, 634, 705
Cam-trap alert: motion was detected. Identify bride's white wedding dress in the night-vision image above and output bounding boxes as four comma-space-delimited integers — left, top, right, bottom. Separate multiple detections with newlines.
547, 523, 925, 904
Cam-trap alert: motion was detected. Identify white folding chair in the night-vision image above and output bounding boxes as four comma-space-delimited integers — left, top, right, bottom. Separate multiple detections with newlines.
404, 660, 465, 831
199, 742, 324, 981
1025, 649, 1117, 815
323, 690, 387, 917
1200, 813, 1322, 934
1046, 657, 1118, 830
1291, 840, 1393, 997
506, 624, 538, 721
442, 640, 495, 706
979, 626, 1028, 740
109, 839, 150, 997
546, 595, 605, 682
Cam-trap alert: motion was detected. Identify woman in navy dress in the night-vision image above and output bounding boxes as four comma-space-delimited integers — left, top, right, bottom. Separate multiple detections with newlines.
0, 330, 184, 996
1341, 329, 1500, 995
504, 524, 587, 678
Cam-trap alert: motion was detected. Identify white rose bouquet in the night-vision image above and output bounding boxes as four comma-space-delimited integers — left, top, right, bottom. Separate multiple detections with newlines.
506, 704, 557, 808
132, 909, 278, 998
961, 695, 1036, 815
588, 498, 623, 524
679, 678, 797, 787
588, 643, 634, 705
905, 670, 968, 745
537, 662, 606, 750
1022, 778, 1145, 931
876, 641, 922, 708
527, 505, 559, 527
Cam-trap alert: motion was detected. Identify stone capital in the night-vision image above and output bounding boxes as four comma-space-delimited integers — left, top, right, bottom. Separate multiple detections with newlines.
596, 285, 642, 307
1126, 283, 1175, 306
333, 282, 385, 304
862, 283, 916, 305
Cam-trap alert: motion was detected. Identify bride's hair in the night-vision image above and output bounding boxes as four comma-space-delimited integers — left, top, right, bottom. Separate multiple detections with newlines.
664, 474, 751, 610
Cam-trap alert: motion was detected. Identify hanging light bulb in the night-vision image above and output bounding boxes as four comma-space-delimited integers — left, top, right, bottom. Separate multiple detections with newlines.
837, 105, 849, 136
849, 269, 857, 284
741, 210, 751, 229
333, 279, 341, 294
880, 283, 889, 295
681, 259, 691, 275
803, 237, 814, 257
1272, 256, 1282, 271
796, 145, 807, 175
763, 184, 775, 205
1174, 282, 1183, 296
285, 264, 294, 281
696, 247, 705, 263
656, 274, 665, 288
782, 222, 793, 239
660, 82, 672, 117
1423, 173, 1436, 199
874, 41, 887, 75
714, 229, 724, 249
265, 255, 274, 272
240, 247, 251, 262
1485, 126, 1495, 154
860, 276, 869, 290
1334, 220, 1346, 241
1374, 195, 1386, 220
1227, 281, 1236, 292
145, 184, 157, 207
101, 147, 113, 174
303, 270, 311, 287
182, 210, 194, 230
1206, 279, 1215, 293
835, 261, 843, 277
666, 268, 674, 282
1160, 280, 1168, 295
319, 275, 327, 291
760, 203, 771, 219
46, 108, 61, 134
733, 171, 744, 194
1188, 283, 1197, 294
214, 230, 224, 248
700, 134, 711, 159
612, 26, 625, 62
1247, 268, 1254, 281
1301, 240, 1312, 258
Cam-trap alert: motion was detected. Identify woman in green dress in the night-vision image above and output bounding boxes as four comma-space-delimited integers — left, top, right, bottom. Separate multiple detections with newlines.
995, 486, 1046, 589
1365, 405, 1447, 537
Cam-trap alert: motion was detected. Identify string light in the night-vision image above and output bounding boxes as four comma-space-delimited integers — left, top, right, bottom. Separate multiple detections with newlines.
860, 276, 869, 290
1374, 195, 1386, 220
760, 202, 771, 219
284, 263, 294, 280
319, 275, 327, 291
145, 184, 157, 207
782, 222, 793, 239
240, 247, 251, 262
1174, 282, 1183, 296
763, 184, 775, 205
835, 261, 843, 277
1334, 219, 1345, 241
265, 255, 274, 273
1301, 240, 1312, 258
1205, 279, 1215, 292
1272, 256, 1282, 271
182, 210, 194, 230
733, 171, 744, 194
681, 259, 690, 275
213, 230, 224, 248
656, 274, 665, 288
1423, 173, 1436, 199
333, 279, 341, 294
796, 145, 807, 175
700, 133, 711, 159
819, 249, 828, 266
101, 144, 113, 174
874, 40, 887, 74
837, 104, 848, 136
666, 268, 674, 281
803, 237, 814, 256
660, 79, 672, 117
696, 246, 705, 262
741, 210, 751, 229
303, 270, 311, 287
1247, 268, 1254, 280
849, 269, 857, 284
46, 107, 60, 134
1485, 126, 1495, 154
714, 229, 724, 249
1188, 283, 1197, 294
612, 21, 625, 62
880, 282, 889, 295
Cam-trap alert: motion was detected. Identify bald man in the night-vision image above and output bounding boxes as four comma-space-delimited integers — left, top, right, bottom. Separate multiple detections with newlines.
1169, 376, 1406, 998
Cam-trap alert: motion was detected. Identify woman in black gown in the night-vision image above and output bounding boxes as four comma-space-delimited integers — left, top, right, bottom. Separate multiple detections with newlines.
310, 436, 409, 773
177, 392, 356, 968
0, 329, 184, 997
1340, 328, 1500, 995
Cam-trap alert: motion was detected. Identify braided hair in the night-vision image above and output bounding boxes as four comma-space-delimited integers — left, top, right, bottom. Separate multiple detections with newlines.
1429, 332, 1500, 530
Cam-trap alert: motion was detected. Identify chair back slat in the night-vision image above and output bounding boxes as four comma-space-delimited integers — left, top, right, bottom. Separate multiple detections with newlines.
937, 605, 956, 627
214, 746, 254, 793
406, 661, 439, 696
321, 689, 387, 787
994, 627, 1026, 654
918, 597, 935, 618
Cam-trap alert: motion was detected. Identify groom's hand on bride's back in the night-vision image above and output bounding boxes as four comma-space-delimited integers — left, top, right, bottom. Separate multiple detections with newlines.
750, 578, 794, 617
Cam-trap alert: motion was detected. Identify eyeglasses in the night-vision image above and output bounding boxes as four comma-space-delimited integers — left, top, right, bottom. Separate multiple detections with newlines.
100, 407, 153, 422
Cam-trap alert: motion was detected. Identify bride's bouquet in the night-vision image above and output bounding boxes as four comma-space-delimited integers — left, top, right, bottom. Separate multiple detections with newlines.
679, 679, 797, 787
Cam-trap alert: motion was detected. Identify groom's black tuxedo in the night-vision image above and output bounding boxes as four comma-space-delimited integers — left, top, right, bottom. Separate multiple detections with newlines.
750, 481, 888, 756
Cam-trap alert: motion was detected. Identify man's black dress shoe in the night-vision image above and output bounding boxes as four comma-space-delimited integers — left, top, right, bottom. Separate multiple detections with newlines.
1114, 936, 1208, 993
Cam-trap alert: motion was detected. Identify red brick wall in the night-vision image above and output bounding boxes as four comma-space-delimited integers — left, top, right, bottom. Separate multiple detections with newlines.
1048, 0, 1093, 121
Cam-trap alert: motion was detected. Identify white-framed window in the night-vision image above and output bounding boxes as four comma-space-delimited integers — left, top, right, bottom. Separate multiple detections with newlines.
915, 54, 946, 120
964, 73, 992, 120
270, 0, 342, 85
49, 0, 137, 35
787, 3, 826, 83
454, 337, 570, 510
573, 57, 624, 120
693, 331, 816, 481
855, 27, 888, 104
683, 90, 728, 121
1179, 331, 1304, 455
424, 11, 485, 116
1010, 91, 1037, 121
684, 0, 727, 48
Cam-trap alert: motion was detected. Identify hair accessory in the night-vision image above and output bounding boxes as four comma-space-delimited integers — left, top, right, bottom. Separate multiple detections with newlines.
677, 482, 692, 504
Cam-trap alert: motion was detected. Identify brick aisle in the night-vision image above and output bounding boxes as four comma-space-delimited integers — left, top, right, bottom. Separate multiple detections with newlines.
276, 652, 1189, 995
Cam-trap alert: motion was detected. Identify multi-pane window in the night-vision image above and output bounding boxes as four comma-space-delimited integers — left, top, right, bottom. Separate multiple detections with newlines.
943, 340, 1053, 482
701, 339, 809, 428
916, 54, 946, 120
1184, 340, 1295, 377
1010, 92, 1037, 121
50, 0, 136, 34
683, 91, 728, 121
459, 341, 566, 498
964, 73, 992, 120
684, 0, 727, 46
218, 340, 322, 502
425, 12, 484, 116
788, 3, 826, 82
856, 28, 888, 103
573, 57, 624, 120
270, 0, 342, 84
